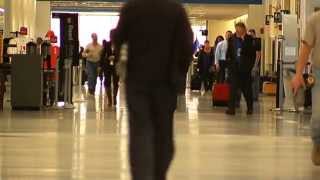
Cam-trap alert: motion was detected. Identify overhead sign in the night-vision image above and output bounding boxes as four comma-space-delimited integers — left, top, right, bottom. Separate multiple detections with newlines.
38, 0, 262, 4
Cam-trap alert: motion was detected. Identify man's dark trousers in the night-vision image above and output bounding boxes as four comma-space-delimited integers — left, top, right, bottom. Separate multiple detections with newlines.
228, 67, 253, 111
218, 60, 227, 83
126, 83, 177, 180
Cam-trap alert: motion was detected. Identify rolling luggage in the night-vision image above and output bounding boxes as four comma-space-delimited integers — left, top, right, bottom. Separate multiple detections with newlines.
262, 82, 277, 95
191, 74, 201, 91
212, 83, 230, 106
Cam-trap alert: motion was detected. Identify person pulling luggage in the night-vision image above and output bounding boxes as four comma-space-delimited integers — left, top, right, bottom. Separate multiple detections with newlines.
196, 40, 216, 92
225, 22, 257, 115
248, 29, 262, 102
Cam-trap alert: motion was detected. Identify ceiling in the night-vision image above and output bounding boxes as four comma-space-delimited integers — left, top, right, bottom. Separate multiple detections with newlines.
51, 1, 249, 20
185, 4, 248, 19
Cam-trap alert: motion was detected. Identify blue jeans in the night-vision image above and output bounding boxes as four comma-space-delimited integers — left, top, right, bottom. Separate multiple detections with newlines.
86, 61, 98, 91
312, 69, 320, 144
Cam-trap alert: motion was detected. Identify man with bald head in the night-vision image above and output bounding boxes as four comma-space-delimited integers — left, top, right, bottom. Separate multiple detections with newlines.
83, 33, 103, 95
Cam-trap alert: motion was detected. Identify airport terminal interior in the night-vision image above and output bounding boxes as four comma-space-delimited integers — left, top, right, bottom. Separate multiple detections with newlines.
1, 0, 320, 179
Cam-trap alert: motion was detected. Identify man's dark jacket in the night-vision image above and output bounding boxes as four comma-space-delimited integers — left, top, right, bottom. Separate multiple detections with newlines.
226, 34, 256, 73
114, 0, 193, 93
196, 48, 214, 75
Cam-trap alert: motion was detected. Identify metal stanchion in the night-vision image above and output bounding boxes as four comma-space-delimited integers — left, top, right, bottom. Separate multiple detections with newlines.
273, 35, 284, 111
53, 58, 60, 108
72, 66, 80, 86
64, 58, 74, 109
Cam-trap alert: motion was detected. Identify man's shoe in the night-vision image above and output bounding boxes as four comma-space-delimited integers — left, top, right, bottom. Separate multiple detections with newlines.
225, 109, 236, 115
247, 109, 253, 115
312, 144, 320, 166
88, 89, 95, 95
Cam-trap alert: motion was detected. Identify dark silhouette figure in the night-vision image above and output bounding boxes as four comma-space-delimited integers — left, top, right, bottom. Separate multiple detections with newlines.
114, 0, 193, 179
226, 23, 257, 115
101, 34, 119, 106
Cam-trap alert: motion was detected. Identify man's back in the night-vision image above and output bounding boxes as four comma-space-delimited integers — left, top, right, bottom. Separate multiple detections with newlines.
115, 2, 194, 180
115, 0, 193, 87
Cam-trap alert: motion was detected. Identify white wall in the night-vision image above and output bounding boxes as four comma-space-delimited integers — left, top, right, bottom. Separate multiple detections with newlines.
207, 14, 248, 45
4, 0, 51, 38
35, 1, 51, 38
79, 14, 119, 47
4, 0, 36, 38
208, 19, 234, 44
248, 5, 264, 37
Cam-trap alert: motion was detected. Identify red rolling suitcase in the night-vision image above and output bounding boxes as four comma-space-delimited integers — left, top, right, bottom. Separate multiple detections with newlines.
212, 83, 230, 106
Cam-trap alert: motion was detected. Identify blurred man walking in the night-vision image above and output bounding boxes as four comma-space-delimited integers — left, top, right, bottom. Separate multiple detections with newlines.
114, 0, 193, 179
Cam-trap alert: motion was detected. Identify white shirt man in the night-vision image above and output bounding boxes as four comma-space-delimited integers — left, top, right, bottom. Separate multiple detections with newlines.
215, 31, 233, 83
82, 33, 103, 95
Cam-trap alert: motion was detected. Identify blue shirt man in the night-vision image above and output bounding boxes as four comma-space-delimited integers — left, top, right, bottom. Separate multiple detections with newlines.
235, 37, 244, 64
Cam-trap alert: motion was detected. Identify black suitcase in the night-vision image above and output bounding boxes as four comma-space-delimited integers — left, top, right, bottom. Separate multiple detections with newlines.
303, 64, 313, 107
191, 74, 201, 91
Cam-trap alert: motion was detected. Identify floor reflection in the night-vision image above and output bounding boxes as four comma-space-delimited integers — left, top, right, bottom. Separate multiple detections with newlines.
0, 82, 318, 179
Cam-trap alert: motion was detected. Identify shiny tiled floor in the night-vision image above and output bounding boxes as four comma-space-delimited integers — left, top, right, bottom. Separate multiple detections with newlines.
0, 83, 319, 180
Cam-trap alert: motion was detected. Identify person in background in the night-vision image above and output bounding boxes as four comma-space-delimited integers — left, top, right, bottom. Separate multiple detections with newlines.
214, 36, 224, 49
215, 31, 233, 83
114, 0, 193, 179
226, 22, 257, 115
79, 47, 88, 86
292, 11, 320, 166
197, 39, 217, 92
248, 29, 262, 102
79, 47, 85, 61
36, 37, 43, 55
83, 33, 103, 95
101, 31, 119, 106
